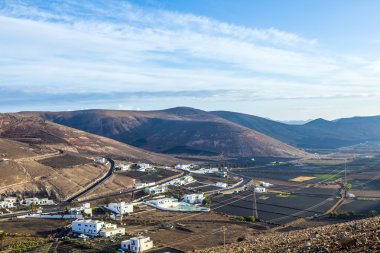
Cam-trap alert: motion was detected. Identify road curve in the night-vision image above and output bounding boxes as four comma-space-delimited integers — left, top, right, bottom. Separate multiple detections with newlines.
66, 158, 115, 203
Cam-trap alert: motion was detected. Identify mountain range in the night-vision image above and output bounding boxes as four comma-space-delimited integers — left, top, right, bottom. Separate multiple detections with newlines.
22, 108, 306, 158
18, 107, 380, 159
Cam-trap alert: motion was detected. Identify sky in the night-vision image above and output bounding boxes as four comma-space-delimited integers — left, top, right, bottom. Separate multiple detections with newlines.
1, 0, 380, 120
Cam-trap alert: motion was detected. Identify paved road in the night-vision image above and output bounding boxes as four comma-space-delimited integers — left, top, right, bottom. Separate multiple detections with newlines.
66, 158, 115, 202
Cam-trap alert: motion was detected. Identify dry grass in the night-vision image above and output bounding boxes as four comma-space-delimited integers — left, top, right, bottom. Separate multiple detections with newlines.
290, 176, 316, 182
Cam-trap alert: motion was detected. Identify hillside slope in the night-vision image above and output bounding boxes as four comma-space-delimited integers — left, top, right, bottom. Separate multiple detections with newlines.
24, 108, 307, 158
0, 113, 181, 164
212, 111, 380, 149
199, 216, 380, 253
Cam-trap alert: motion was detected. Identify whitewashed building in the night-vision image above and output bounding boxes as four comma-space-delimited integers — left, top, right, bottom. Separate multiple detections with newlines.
254, 187, 266, 193
115, 163, 129, 171
70, 203, 92, 217
135, 163, 151, 171
260, 181, 273, 187
99, 227, 125, 237
135, 182, 155, 189
191, 168, 219, 174
0, 201, 14, 208
23, 197, 54, 206
95, 157, 108, 165
72, 220, 105, 236
146, 185, 167, 195
121, 236, 154, 252
4, 197, 17, 204
215, 182, 228, 188
175, 164, 196, 171
183, 193, 205, 204
105, 202, 133, 215
163, 176, 195, 187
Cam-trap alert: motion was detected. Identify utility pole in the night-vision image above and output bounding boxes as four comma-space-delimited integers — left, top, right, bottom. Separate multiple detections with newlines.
221, 226, 227, 249
344, 159, 347, 186
253, 188, 258, 219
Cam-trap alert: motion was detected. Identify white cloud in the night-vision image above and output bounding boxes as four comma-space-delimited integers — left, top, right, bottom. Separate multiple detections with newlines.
0, 0, 380, 119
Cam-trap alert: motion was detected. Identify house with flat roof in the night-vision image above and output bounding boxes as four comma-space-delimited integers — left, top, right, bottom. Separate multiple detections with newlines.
105, 202, 133, 215
121, 236, 154, 252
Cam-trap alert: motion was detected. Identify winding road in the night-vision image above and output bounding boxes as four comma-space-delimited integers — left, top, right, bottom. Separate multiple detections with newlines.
65, 158, 115, 202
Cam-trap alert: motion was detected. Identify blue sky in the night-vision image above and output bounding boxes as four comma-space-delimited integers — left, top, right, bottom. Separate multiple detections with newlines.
1, 0, 380, 120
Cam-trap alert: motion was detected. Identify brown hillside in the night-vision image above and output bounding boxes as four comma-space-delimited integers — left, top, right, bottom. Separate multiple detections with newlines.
24, 107, 307, 158
0, 113, 181, 164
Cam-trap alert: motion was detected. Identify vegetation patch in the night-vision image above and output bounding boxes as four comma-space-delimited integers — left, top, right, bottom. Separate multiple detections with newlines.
276, 194, 294, 198
314, 174, 341, 181
259, 196, 269, 200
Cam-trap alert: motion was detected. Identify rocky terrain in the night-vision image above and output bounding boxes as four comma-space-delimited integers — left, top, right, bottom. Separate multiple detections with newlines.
198, 217, 380, 253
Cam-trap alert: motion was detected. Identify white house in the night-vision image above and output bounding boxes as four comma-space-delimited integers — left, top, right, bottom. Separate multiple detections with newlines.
215, 182, 228, 188
115, 163, 129, 171
175, 164, 196, 171
215, 171, 228, 178
260, 181, 273, 188
72, 220, 105, 236
135, 182, 155, 189
183, 193, 205, 204
346, 193, 356, 199
95, 157, 108, 165
254, 187, 266, 193
23, 197, 54, 206
191, 168, 219, 174
70, 203, 92, 217
121, 236, 154, 252
105, 202, 133, 215
0, 201, 14, 209
4, 197, 17, 204
146, 185, 167, 195
99, 227, 125, 238
163, 176, 195, 186
135, 163, 151, 171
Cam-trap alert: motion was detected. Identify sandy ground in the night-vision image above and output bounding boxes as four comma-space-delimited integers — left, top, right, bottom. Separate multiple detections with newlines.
80, 174, 135, 201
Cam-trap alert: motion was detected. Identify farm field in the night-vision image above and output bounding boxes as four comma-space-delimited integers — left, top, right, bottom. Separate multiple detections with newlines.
212, 190, 339, 225
38, 153, 92, 168
337, 199, 380, 216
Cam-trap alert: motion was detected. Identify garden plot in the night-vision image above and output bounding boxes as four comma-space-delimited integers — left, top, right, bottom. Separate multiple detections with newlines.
38, 153, 92, 169
212, 190, 338, 225
337, 199, 380, 216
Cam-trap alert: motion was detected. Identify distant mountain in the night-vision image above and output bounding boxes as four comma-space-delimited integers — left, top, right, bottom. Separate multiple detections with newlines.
0, 113, 181, 164
23, 108, 307, 158
211, 111, 380, 149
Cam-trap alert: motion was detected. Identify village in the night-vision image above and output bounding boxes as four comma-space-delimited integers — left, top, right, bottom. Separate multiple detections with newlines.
1, 153, 375, 253
0, 157, 274, 252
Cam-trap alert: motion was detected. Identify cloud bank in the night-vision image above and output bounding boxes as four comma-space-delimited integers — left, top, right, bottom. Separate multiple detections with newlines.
0, 0, 379, 119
